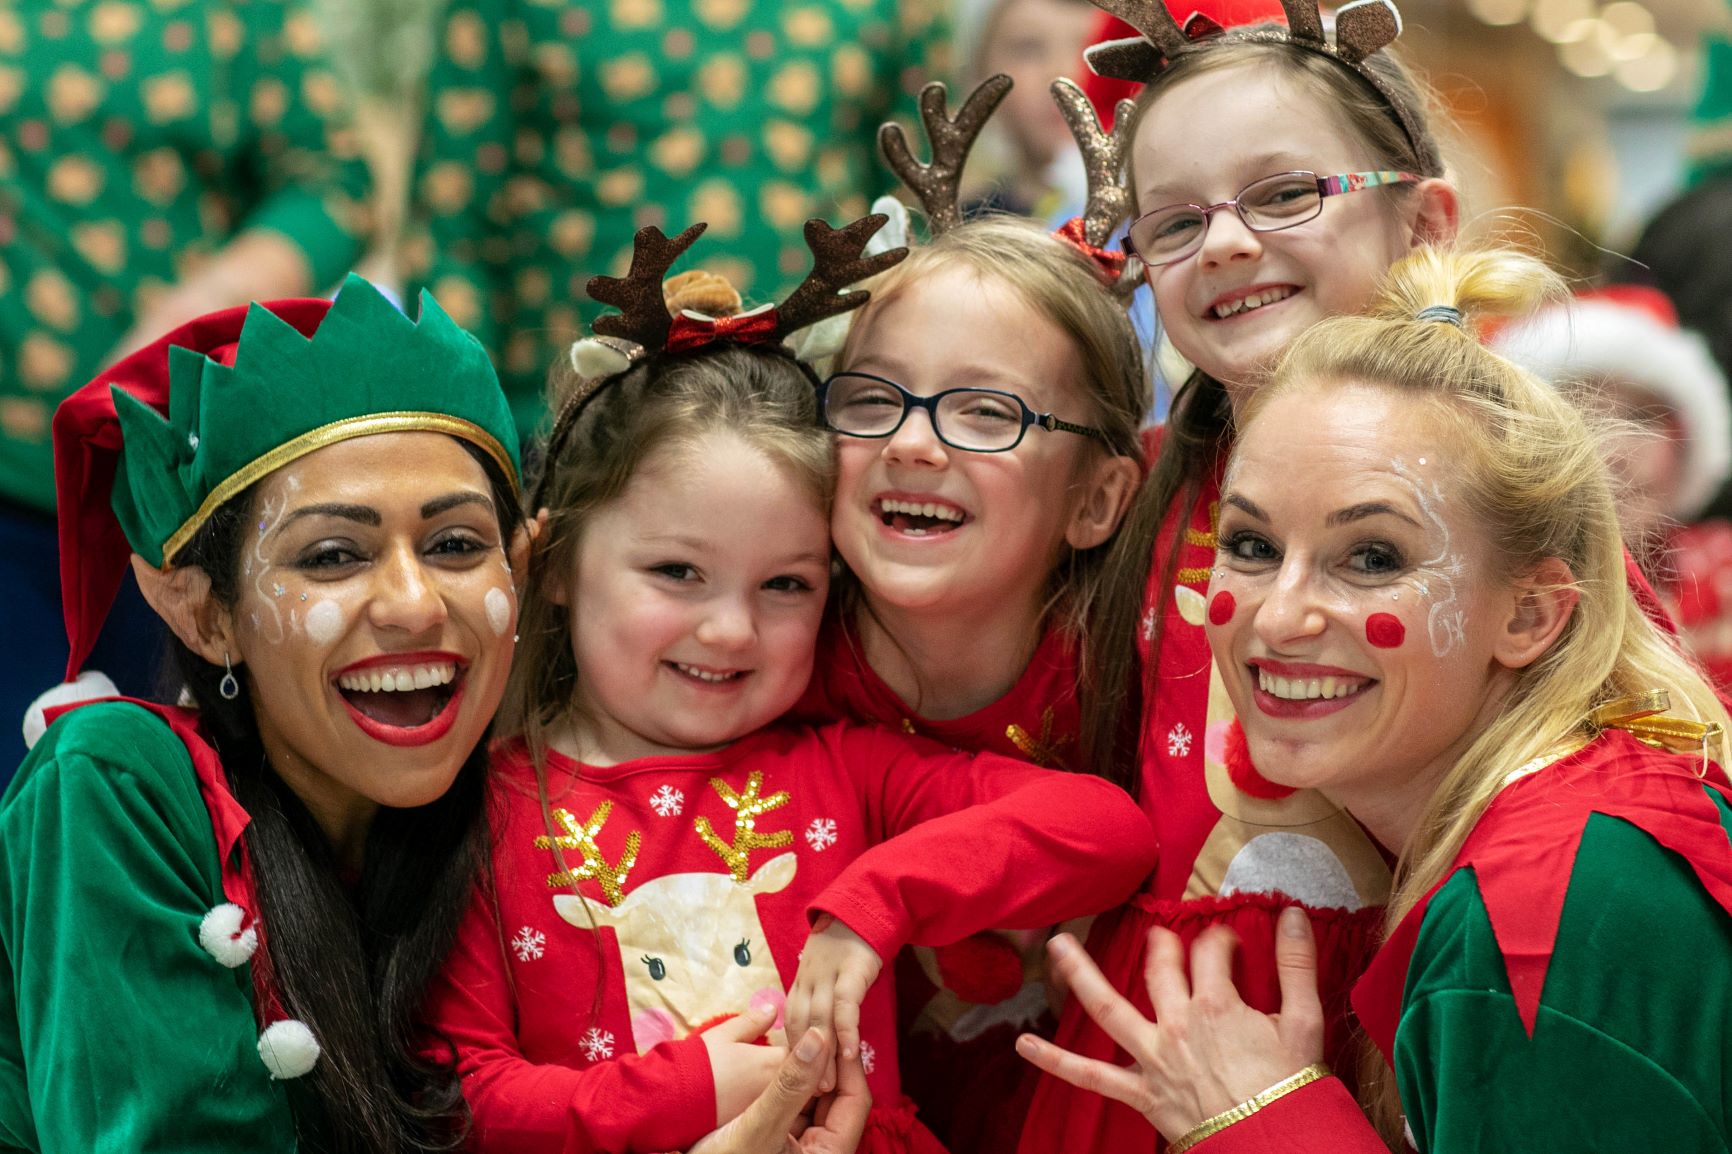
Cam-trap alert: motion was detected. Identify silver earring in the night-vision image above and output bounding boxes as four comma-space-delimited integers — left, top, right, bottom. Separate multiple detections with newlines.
219, 652, 240, 701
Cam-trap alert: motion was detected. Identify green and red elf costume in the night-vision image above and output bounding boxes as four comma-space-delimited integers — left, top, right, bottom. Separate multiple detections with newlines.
1167, 722, 1732, 1151
0, 276, 519, 1150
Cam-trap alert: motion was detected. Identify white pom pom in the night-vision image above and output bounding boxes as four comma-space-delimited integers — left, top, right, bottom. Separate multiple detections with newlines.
198, 902, 258, 968
568, 338, 632, 381
258, 1019, 321, 1079
22, 670, 120, 750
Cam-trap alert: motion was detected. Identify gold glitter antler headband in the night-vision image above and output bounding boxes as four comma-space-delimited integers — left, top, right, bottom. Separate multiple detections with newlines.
1051, 77, 1145, 298
772, 215, 909, 340
589, 222, 709, 351
879, 74, 1014, 238
1085, 0, 1442, 176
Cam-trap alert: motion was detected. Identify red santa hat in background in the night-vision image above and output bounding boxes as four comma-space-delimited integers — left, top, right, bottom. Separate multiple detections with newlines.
1491, 285, 1732, 521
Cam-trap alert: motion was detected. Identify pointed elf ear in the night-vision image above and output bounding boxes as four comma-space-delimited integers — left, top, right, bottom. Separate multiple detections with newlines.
131, 554, 232, 667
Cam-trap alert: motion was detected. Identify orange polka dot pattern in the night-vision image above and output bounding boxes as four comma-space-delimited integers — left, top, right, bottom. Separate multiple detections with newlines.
404, 0, 951, 441
0, 0, 372, 512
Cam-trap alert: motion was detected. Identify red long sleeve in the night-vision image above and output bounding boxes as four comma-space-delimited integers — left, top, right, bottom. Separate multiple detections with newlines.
1187, 1077, 1385, 1153
811, 727, 1158, 960
426, 880, 715, 1154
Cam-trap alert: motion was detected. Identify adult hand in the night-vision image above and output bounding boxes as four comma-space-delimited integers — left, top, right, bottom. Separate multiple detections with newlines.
701, 1005, 788, 1128
783, 915, 881, 1092
689, 1027, 873, 1154
1015, 906, 1324, 1141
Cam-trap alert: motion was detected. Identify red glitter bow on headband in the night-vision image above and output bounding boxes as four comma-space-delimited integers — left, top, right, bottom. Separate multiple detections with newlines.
665, 307, 780, 354
1054, 217, 1129, 282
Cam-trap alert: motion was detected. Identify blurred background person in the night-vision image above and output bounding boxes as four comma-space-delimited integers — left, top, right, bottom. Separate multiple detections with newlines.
0, 0, 373, 776
403, 0, 949, 443
954, 0, 1097, 218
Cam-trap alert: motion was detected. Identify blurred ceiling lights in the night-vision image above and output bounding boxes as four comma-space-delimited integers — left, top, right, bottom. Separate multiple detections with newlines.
1464, 0, 1683, 90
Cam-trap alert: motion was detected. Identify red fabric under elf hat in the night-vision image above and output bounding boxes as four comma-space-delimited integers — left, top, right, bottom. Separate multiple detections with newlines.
43, 273, 521, 709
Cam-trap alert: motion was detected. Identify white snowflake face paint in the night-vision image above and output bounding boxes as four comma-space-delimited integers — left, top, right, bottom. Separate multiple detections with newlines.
1207, 380, 1527, 823
1390, 457, 1467, 658
485, 586, 512, 637
304, 599, 344, 645
222, 432, 518, 828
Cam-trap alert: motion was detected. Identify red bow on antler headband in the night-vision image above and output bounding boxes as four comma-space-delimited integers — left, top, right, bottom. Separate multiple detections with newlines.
664, 307, 781, 354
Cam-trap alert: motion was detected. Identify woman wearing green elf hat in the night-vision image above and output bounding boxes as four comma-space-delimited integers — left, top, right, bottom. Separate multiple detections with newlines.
0, 276, 869, 1153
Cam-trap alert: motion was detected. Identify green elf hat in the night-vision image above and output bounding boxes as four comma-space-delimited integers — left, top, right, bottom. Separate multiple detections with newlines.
52, 273, 520, 683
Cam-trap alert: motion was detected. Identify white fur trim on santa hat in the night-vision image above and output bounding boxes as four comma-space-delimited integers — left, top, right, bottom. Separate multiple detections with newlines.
258, 1019, 321, 1080
1493, 300, 1732, 519
198, 902, 259, 968
22, 670, 120, 751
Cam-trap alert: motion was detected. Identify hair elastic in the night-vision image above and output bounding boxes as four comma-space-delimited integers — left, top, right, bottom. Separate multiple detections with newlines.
1415, 304, 1465, 328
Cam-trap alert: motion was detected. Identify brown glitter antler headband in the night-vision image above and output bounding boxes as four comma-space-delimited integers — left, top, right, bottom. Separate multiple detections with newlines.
1085, 0, 1442, 176
879, 74, 1013, 237
552, 215, 908, 459
1050, 77, 1144, 298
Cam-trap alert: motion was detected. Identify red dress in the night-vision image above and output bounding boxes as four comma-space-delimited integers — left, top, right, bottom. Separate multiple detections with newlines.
789, 608, 1089, 1154
1018, 460, 1388, 1153
422, 722, 1157, 1154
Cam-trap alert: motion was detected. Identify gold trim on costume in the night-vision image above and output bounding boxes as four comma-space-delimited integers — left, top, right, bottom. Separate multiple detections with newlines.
160, 412, 519, 565
1590, 689, 1724, 755
1168, 1063, 1332, 1154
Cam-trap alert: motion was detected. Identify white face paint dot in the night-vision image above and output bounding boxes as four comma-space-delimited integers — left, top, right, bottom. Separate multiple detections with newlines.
485, 587, 513, 637
304, 600, 344, 645
1418, 457, 1427, 465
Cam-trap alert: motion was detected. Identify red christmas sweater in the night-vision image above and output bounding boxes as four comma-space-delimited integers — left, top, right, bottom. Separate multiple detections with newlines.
422, 721, 1157, 1154
1173, 729, 1732, 1151
790, 606, 1089, 1154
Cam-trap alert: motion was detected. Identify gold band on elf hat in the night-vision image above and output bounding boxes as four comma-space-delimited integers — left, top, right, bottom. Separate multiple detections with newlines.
52, 274, 521, 682
1085, 0, 1444, 178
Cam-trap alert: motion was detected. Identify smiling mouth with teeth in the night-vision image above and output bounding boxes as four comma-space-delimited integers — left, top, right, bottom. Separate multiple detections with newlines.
335, 661, 462, 728
1256, 668, 1371, 701
876, 497, 967, 537
671, 662, 746, 684
1211, 286, 1296, 320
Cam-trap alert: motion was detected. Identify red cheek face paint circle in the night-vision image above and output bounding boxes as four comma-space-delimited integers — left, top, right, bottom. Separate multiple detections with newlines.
1208, 590, 1235, 626
1365, 612, 1406, 649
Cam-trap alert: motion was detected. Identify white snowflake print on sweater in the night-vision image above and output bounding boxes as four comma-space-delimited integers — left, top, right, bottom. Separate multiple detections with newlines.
1166, 723, 1193, 758
805, 817, 838, 852
579, 1027, 616, 1063
511, 926, 546, 962
860, 1040, 876, 1075
649, 785, 685, 817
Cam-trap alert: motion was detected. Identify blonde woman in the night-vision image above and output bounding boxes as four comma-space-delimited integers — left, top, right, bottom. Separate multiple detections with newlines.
1019, 246, 1732, 1151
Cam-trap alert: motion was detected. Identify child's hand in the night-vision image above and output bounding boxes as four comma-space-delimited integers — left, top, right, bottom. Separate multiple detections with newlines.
783, 915, 882, 1091
702, 1004, 789, 1127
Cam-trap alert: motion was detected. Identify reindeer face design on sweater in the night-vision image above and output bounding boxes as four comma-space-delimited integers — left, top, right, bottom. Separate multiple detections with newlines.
540, 773, 798, 1052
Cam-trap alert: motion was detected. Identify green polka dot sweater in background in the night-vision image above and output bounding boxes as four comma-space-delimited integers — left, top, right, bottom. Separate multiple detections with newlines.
0, 0, 373, 513
405, 0, 950, 442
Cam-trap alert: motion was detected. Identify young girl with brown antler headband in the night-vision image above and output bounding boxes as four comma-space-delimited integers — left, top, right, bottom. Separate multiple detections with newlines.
782, 75, 1150, 1154
1006, 0, 1466, 1148
415, 216, 1158, 1154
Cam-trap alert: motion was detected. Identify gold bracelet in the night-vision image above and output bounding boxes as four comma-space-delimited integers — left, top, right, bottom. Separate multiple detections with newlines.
1167, 1063, 1332, 1154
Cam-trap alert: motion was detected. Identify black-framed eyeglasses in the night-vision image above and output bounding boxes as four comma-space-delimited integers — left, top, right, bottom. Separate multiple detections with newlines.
1124, 170, 1421, 266
818, 372, 1109, 454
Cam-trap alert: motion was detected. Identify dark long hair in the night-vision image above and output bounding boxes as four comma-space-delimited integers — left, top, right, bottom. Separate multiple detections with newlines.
168, 439, 521, 1153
